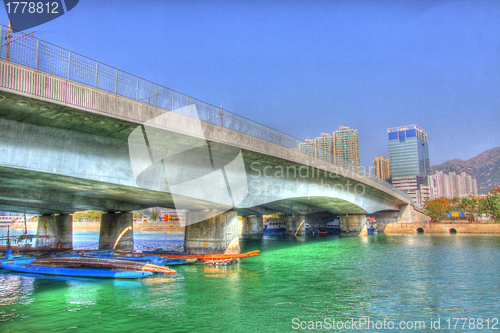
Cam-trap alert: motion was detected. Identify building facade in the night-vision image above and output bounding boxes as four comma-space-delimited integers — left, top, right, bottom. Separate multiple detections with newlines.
333, 126, 360, 167
388, 125, 430, 205
315, 133, 334, 164
299, 127, 360, 168
299, 139, 315, 157
388, 125, 430, 177
373, 156, 391, 182
429, 171, 478, 199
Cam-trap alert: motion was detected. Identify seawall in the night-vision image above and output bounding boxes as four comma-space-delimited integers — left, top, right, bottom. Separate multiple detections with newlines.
384, 222, 500, 235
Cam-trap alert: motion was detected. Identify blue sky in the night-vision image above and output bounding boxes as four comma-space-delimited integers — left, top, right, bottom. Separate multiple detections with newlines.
2, 0, 499, 169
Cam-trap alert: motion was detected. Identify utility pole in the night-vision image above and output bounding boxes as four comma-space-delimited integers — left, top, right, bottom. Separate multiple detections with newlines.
6, 20, 12, 62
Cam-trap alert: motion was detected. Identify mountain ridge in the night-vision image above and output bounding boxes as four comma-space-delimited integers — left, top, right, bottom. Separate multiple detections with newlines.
430, 147, 500, 194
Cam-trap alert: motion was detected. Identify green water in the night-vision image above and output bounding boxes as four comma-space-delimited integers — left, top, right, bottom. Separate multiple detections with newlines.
1, 234, 500, 332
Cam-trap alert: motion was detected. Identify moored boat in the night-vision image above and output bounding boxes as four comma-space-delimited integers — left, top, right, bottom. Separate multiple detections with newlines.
32, 257, 176, 274
263, 221, 287, 236
367, 220, 378, 234
140, 250, 260, 261
318, 217, 340, 235
166, 258, 198, 265
0, 260, 153, 279
305, 223, 318, 235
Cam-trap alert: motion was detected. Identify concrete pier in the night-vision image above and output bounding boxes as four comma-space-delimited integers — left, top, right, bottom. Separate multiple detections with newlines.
242, 215, 263, 235
37, 214, 73, 249
99, 212, 133, 251
284, 215, 306, 236
184, 210, 240, 254
339, 215, 366, 236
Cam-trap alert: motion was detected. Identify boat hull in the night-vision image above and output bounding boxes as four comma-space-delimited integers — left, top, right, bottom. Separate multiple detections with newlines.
141, 251, 259, 261
0, 262, 153, 279
318, 227, 340, 235
263, 228, 287, 236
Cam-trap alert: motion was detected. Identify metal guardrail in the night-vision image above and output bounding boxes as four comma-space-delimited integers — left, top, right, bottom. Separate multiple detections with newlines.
0, 24, 412, 202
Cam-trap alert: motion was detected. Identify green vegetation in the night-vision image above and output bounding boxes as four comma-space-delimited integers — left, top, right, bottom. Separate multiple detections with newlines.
424, 186, 500, 223
72, 210, 102, 222
150, 211, 159, 221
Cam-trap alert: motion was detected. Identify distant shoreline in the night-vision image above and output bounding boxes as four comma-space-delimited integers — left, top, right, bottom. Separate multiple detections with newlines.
6, 221, 185, 233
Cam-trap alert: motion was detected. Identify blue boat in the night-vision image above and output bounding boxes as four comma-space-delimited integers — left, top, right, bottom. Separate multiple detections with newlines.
305, 223, 318, 235
318, 218, 340, 235
0, 259, 153, 279
263, 221, 287, 236
366, 218, 378, 235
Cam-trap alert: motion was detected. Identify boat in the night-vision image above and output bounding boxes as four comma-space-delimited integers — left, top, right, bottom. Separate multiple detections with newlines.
31, 257, 176, 274
318, 217, 340, 235
0, 259, 153, 279
367, 218, 378, 235
82, 252, 168, 266
263, 221, 287, 236
305, 223, 318, 235
166, 258, 198, 265
139, 250, 260, 261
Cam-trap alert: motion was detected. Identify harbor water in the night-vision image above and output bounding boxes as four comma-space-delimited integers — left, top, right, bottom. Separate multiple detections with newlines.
1, 233, 500, 332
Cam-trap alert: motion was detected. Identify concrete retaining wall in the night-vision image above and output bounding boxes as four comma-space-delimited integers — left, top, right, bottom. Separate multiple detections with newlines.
385, 222, 500, 235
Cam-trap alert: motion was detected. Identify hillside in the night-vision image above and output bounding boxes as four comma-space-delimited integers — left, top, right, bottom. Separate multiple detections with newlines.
431, 147, 500, 194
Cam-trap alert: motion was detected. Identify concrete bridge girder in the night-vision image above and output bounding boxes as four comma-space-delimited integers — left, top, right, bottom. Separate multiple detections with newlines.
1, 113, 404, 216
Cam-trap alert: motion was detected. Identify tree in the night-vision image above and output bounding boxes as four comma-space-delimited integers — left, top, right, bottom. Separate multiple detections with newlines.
150, 211, 159, 221
458, 196, 478, 222
481, 193, 500, 222
72, 210, 102, 222
489, 186, 500, 195
424, 197, 452, 222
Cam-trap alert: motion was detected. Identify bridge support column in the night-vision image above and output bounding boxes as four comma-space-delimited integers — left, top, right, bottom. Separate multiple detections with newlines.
184, 210, 240, 254
242, 215, 263, 235
98, 212, 133, 251
37, 214, 73, 249
339, 215, 366, 236
285, 215, 306, 236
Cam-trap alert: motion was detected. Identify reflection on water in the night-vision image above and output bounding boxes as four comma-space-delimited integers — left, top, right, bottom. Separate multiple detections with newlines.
1, 234, 500, 331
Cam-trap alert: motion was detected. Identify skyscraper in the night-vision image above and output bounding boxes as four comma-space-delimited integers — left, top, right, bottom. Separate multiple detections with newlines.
373, 156, 390, 182
388, 124, 430, 177
299, 139, 315, 157
333, 126, 359, 167
315, 133, 334, 164
388, 124, 430, 205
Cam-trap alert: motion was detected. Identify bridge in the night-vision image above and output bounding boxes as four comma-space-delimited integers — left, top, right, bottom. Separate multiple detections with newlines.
0, 25, 427, 253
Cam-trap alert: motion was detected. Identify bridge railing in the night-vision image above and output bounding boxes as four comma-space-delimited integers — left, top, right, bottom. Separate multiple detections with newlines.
0, 24, 412, 202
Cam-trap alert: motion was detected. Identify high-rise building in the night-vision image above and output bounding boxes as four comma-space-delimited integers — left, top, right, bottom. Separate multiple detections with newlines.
315, 133, 334, 164
388, 125, 430, 204
373, 156, 391, 182
333, 126, 359, 167
299, 127, 360, 169
299, 139, 315, 157
388, 125, 430, 177
429, 171, 478, 199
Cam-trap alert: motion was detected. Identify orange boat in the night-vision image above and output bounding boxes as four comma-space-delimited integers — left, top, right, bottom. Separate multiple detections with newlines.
129, 250, 260, 261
